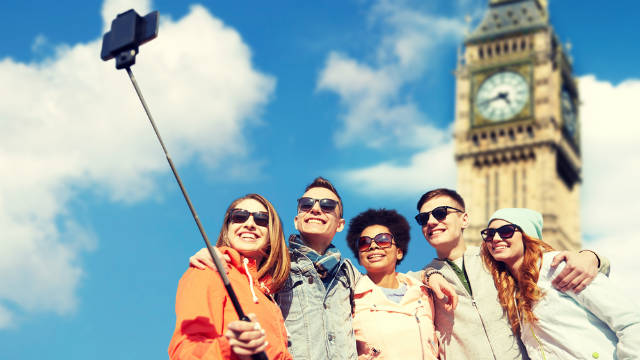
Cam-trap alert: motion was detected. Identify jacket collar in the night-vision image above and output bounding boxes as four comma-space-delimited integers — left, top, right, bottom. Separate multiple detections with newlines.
219, 246, 273, 295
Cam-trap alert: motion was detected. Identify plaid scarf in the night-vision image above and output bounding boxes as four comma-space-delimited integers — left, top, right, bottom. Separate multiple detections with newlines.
289, 235, 341, 282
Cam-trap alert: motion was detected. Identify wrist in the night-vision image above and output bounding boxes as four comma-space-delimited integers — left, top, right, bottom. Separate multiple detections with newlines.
579, 249, 601, 268
424, 270, 444, 287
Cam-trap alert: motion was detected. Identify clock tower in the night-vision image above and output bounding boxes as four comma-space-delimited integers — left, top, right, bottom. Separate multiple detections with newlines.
454, 0, 582, 249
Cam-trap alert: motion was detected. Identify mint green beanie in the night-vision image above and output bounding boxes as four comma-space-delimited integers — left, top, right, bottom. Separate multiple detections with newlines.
488, 208, 543, 239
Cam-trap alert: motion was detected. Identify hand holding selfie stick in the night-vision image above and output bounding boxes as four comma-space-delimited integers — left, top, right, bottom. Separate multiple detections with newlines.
100, 10, 268, 360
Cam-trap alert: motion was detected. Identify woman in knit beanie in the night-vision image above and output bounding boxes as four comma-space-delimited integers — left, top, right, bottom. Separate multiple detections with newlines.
479, 208, 640, 360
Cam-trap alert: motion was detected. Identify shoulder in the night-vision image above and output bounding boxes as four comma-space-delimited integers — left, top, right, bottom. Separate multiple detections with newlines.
539, 251, 562, 281
176, 267, 227, 300
396, 272, 421, 287
466, 245, 481, 256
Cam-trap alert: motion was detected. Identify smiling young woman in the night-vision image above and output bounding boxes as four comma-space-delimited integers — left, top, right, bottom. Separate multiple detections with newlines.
169, 194, 292, 360
480, 208, 640, 360
346, 208, 438, 360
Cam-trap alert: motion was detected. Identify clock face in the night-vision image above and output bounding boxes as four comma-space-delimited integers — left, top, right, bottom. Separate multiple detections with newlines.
475, 71, 530, 122
562, 89, 577, 137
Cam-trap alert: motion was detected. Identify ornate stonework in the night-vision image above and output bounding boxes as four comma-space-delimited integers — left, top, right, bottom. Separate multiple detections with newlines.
454, 0, 581, 250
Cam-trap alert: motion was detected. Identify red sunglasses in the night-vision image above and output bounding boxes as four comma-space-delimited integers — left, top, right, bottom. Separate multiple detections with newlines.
358, 233, 395, 252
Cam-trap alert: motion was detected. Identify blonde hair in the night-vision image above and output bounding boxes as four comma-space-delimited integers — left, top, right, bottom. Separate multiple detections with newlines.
481, 231, 553, 336
216, 194, 290, 292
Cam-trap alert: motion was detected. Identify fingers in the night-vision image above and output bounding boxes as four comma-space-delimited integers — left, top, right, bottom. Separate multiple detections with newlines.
442, 284, 458, 311
189, 254, 206, 270
225, 314, 267, 356
431, 283, 445, 301
550, 251, 569, 268
552, 251, 599, 292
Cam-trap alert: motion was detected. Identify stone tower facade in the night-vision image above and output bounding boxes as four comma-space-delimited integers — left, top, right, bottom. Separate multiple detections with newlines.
454, 0, 582, 250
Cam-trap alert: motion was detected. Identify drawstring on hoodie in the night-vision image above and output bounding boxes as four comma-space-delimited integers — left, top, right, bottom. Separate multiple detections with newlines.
243, 258, 259, 304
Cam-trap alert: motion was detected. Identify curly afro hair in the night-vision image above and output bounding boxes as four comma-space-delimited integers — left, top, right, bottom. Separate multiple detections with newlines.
346, 208, 410, 265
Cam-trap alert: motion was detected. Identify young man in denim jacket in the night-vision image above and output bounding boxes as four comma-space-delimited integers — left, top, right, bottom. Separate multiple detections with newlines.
189, 177, 360, 359
275, 177, 360, 360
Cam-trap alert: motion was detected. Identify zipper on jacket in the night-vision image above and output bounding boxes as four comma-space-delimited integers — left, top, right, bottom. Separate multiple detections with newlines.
445, 258, 498, 360
471, 298, 497, 360
414, 304, 427, 359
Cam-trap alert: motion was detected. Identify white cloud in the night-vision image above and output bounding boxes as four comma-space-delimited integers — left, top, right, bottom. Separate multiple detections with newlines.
342, 141, 457, 196
578, 75, 640, 301
317, 0, 467, 149
0, 0, 274, 326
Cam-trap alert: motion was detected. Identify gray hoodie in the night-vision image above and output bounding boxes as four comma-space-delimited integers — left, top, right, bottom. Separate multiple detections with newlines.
426, 246, 529, 360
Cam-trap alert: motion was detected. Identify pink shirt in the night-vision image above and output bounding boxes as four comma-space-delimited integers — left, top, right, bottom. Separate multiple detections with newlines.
352, 272, 439, 360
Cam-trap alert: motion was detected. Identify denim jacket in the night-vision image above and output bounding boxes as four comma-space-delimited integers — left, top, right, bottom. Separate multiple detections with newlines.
275, 239, 360, 360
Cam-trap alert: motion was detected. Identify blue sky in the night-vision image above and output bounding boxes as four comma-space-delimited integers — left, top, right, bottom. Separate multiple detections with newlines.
1, 0, 639, 358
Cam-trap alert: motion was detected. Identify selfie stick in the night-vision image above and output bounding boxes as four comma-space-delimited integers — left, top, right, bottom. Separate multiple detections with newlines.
101, 10, 268, 360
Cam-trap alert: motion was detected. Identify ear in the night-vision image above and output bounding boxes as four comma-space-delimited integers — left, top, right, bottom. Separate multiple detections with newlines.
294, 214, 300, 231
460, 212, 470, 230
335, 218, 346, 233
396, 248, 404, 261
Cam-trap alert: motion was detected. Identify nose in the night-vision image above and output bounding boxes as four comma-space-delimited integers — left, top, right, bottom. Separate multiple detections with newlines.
243, 214, 257, 228
426, 212, 438, 227
310, 200, 323, 213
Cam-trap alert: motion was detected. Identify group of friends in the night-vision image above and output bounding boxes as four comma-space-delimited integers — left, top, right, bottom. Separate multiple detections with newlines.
167, 177, 640, 359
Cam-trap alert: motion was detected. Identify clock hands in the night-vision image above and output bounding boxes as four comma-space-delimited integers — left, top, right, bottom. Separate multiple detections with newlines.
478, 92, 511, 106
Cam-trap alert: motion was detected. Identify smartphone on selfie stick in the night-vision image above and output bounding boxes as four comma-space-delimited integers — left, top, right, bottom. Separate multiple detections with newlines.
100, 9, 269, 360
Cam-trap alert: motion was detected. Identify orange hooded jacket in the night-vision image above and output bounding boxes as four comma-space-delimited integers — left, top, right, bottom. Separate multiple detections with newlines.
168, 246, 292, 360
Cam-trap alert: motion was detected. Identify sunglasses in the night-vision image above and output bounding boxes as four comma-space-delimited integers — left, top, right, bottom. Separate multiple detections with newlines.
229, 209, 269, 227
415, 206, 463, 226
480, 224, 520, 242
358, 233, 395, 252
297, 197, 339, 213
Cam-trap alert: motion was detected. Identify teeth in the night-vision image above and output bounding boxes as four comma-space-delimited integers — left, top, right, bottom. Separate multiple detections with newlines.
308, 219, 323, 224
367, 254, 384, 260
240, 233, 256, 239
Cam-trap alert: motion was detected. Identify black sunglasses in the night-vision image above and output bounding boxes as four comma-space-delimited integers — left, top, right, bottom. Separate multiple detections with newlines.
480, 224, 520, 242
415, 206, 463, 226
297, 197, 339, 213
358, 233, 395, 252
229, 209, 269, 227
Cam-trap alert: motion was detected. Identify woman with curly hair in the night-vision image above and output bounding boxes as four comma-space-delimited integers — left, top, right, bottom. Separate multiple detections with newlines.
481, 208, 640, 359
346, 208, 439, 359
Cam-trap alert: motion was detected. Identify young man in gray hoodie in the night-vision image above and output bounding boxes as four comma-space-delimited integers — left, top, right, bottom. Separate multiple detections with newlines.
417, 188, 608, 360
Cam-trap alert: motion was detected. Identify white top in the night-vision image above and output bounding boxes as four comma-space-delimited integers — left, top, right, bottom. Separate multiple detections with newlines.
520, 251, 640, 360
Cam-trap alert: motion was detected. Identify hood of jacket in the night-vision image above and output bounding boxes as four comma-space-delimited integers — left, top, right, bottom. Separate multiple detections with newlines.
219, 246, 273, 296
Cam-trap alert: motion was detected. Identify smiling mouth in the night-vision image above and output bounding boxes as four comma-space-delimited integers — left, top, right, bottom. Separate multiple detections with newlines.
239, 232, 259, 240
306, 218, 326, 224
366, 253, 386, 261
429, 228, 445, 237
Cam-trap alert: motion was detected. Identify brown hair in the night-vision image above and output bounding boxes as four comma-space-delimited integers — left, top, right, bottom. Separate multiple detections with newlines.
216, 193, 290, 292
481, 231, 553, 336
416, 188, 466, 212
304, 176, 343, 217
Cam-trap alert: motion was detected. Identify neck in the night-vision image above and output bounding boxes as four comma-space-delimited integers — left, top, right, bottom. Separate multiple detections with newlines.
300, 234, 332, 254
507, 257, 524, 278
367, 271, 399, 289
436, 238, 467, 261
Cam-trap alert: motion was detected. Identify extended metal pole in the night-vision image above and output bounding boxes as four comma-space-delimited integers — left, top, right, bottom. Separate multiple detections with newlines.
125, 66, 268, 360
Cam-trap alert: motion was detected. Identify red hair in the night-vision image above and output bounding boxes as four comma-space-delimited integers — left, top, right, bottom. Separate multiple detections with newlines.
481, 232, 553, 336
